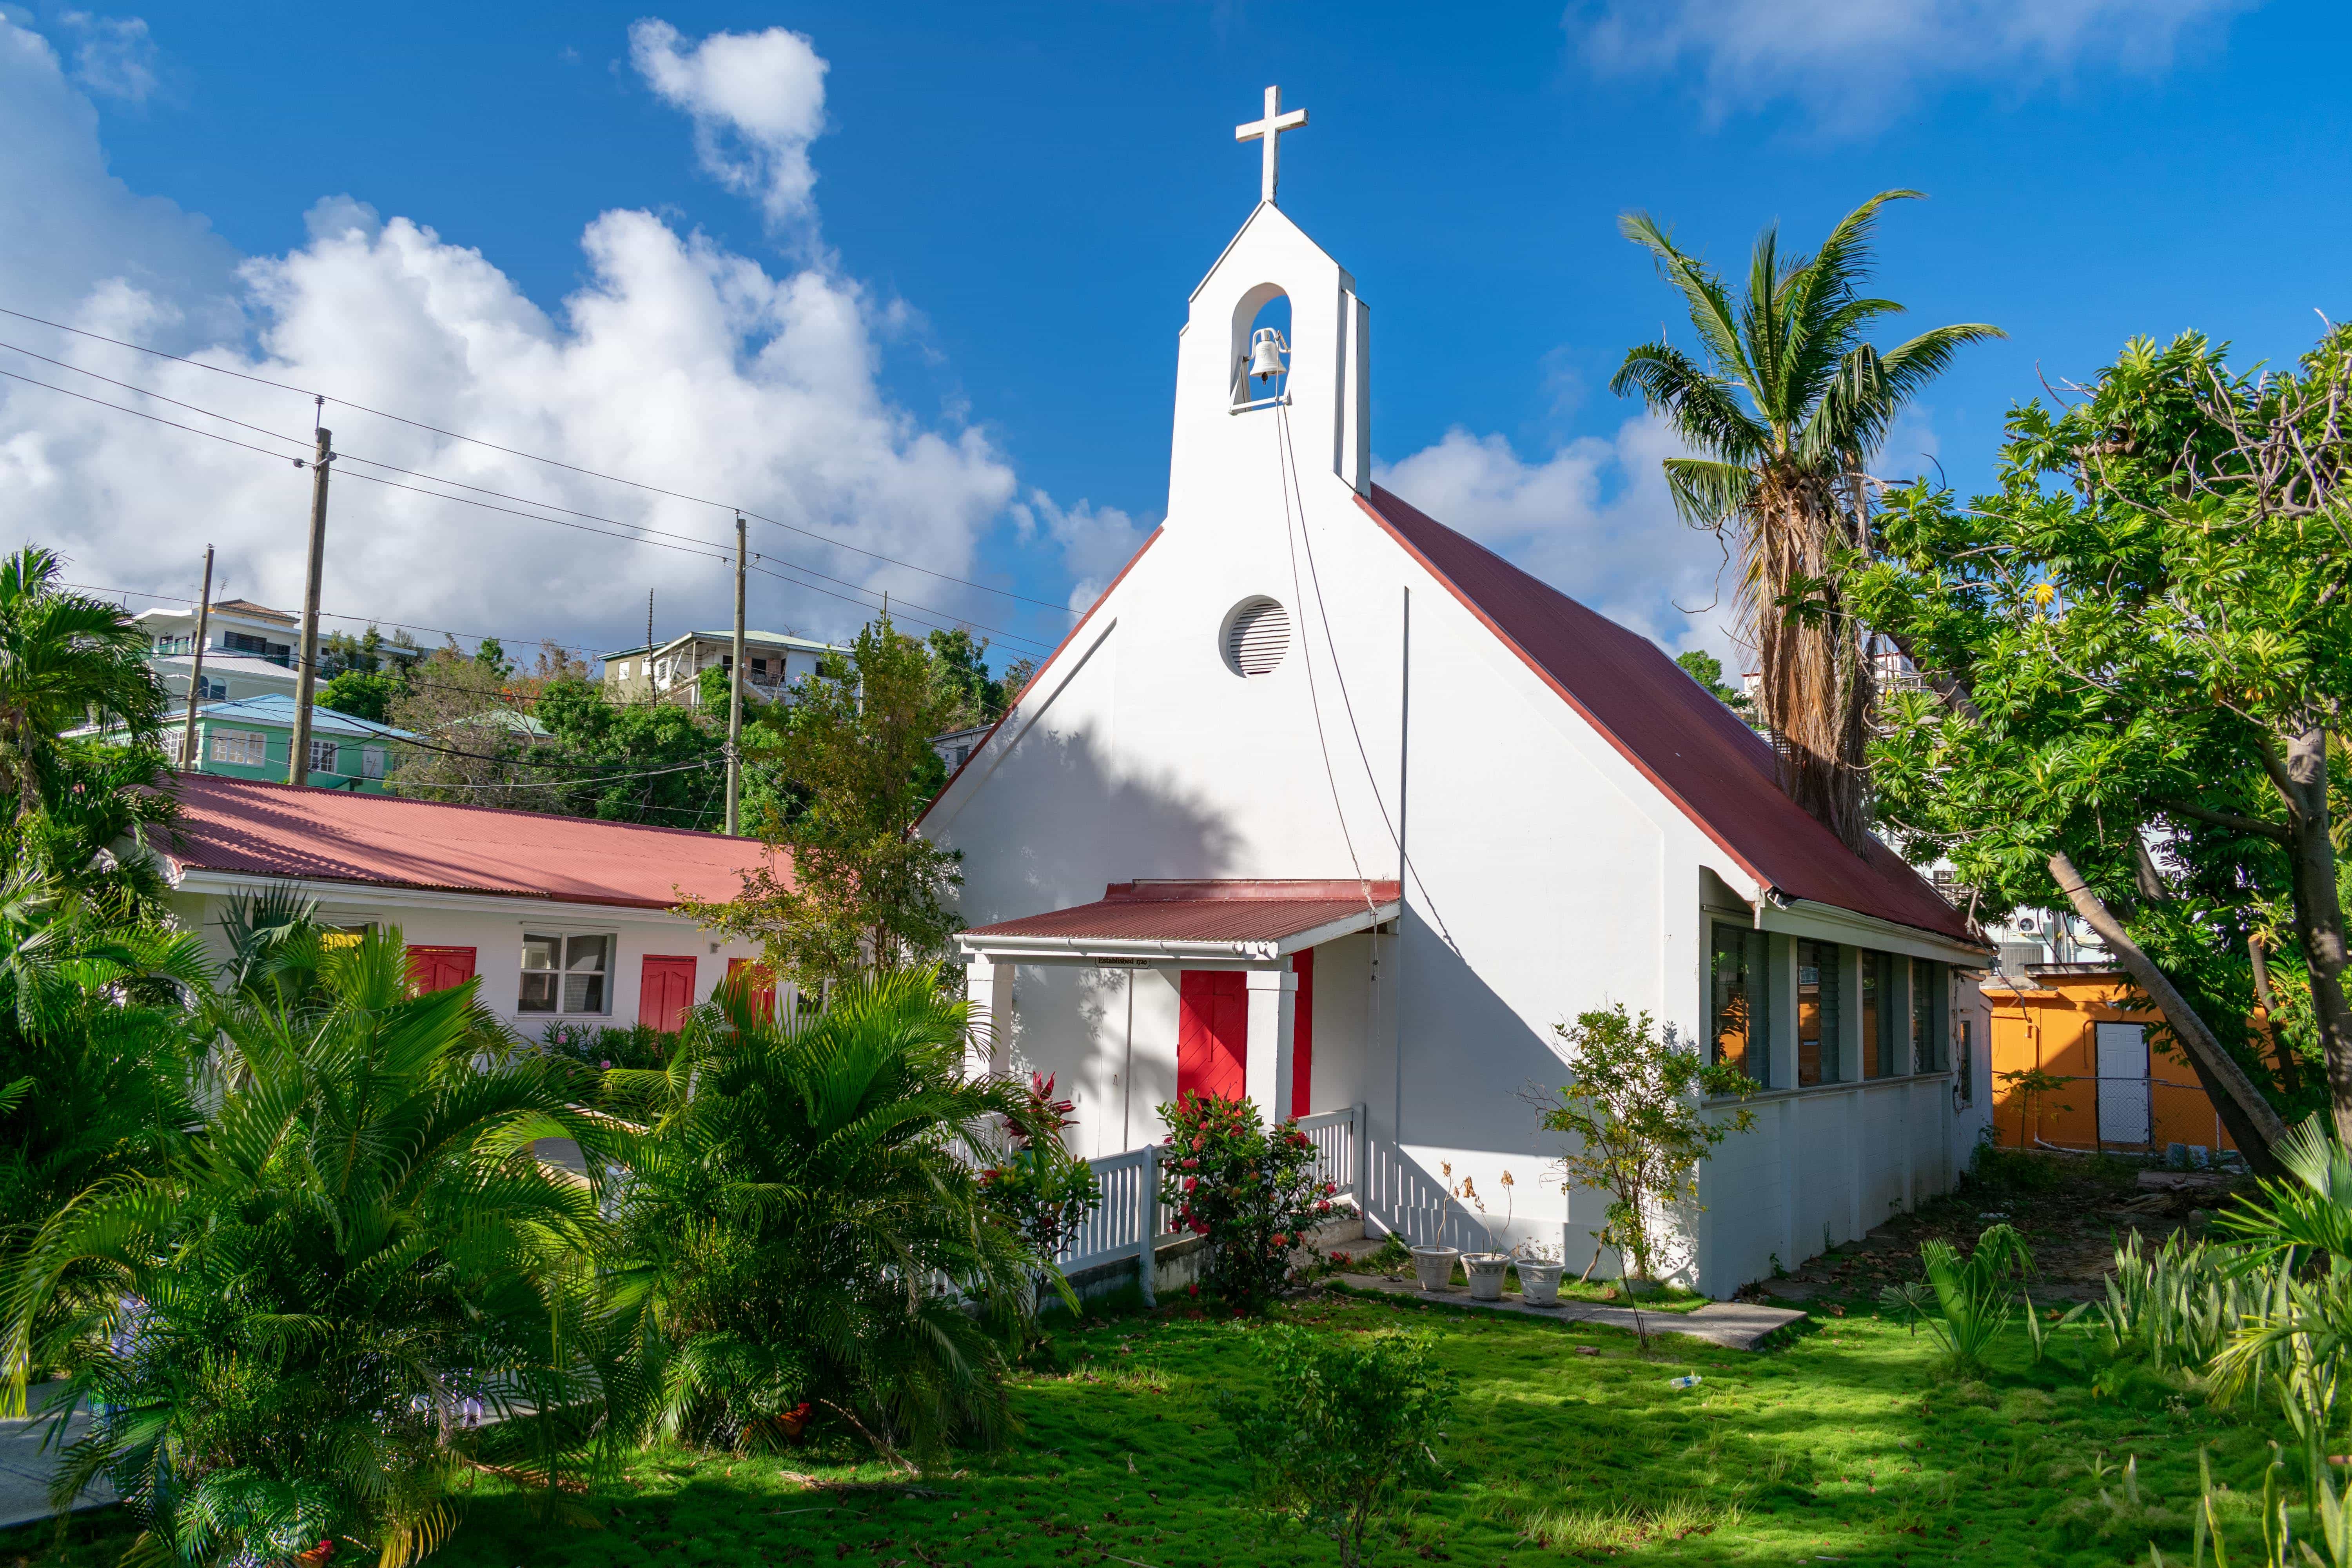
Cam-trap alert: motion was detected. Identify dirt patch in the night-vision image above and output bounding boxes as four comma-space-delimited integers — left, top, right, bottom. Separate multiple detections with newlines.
1736, 1149, 2254, 1305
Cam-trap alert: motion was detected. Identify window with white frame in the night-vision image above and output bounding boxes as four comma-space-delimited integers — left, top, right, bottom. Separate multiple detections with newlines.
307, 738, 338, 775
518, 933, 612, 1014
208, 728, 267, 766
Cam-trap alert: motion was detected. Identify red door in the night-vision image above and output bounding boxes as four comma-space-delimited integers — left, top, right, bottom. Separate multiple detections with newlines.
405, 945, 476, 995
1291, 949, 1315, 1118
1177, 970, 1249, 1106
639, 955, 697, 1032
725, 956, 777, 1022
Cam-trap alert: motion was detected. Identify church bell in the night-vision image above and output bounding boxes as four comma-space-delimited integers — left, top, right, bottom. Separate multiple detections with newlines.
1247, 327, 1289, 382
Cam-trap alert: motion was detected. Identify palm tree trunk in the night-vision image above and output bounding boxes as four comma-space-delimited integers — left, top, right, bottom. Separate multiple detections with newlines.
1749, 475, 1874, 851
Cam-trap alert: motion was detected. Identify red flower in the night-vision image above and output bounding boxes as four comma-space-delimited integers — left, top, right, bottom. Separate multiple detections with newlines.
1317, 1200, 1331, 1214
1181, 1158, 1198, 1170
1182, 1177, 1198, 1192
1271, 1232, 1289, 1247
1324, 1182, 1337, 1195
1191, 1220, 1209, 1235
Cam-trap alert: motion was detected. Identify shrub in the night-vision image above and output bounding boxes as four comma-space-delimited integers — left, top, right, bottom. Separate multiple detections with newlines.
981, 1073, 1102, 1265
541, 1019, 670, 1071
1155, 1092, 1337, 1313
1220, 1325, 1455, 1568
1534, 1003, 1757, 1282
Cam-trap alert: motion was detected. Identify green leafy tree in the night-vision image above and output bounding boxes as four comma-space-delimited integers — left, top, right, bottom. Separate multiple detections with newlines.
979, 1071, 1102, 1267
2, 931, 612, 1568
1611, 191, 2003, 848
926, 628, 1006, 728
532, 676, 731, 829
1672, 648, 1754, 720
692, 617, 963, 987
1221, 1326, 1456, 1568
1535, 1003, 1757, 1283
319, 668, 399, 725
1851, 327, 2352, 1154
602, 971, 1042, 1464
1156, 1092, 1340, 1313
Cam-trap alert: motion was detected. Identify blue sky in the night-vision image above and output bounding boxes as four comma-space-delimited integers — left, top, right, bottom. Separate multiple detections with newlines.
0, 0, 2341, 670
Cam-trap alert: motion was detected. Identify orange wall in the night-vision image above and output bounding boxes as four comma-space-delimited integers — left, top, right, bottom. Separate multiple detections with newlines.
1984, 973, 2237, 1153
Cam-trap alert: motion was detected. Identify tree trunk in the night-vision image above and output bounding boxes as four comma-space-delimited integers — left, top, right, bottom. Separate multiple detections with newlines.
2249, 933, 2303, 1096
1887, 634, 2288, 1176
2268, 726, 2352, 1144
2045, 848, 2287, 1176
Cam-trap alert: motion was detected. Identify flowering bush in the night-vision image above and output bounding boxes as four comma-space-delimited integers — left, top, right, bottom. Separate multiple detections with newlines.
1156, 1092, 1339, 1313
980, 1073, 1102, 1263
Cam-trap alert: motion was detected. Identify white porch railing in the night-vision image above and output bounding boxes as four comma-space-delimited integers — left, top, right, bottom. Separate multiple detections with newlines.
1056, 1103, 1367, 1305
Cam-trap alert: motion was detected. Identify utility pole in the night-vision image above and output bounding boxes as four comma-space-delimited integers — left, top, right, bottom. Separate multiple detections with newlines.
289, 417, 333, 786
178, 545, 214, 770
726, 514, 747, 835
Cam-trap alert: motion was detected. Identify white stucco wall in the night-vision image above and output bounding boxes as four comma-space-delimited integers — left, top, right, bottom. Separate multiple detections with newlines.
169, 880, 762, 1043
924, 202, 1989, 1296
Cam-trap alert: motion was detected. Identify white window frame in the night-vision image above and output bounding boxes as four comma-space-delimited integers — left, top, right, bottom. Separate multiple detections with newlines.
307, 737, 339, 775
517, 932, 614, 1016
208, 727, 267, 767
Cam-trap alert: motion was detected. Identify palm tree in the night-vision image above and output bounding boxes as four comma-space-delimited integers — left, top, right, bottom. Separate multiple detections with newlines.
1610, 191, 2004, 848
2, 931, 613, 1568
602, 970, 1044, 1466
0, 545, 169, 822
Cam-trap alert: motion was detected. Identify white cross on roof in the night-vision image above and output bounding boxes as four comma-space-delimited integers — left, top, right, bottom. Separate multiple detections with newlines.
1234, 85, 1307, 206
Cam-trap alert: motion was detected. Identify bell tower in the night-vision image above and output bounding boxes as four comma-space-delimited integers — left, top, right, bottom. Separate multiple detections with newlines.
1166, 88, 1371, 522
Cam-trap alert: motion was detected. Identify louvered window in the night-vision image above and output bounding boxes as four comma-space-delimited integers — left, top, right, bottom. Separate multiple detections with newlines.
1224, 597, 1290, 677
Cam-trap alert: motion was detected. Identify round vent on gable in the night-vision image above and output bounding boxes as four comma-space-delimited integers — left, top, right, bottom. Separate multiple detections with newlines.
1223, 595, 1291, 677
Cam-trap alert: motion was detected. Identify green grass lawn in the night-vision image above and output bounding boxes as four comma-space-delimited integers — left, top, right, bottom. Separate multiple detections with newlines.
4, 1285, 2298, 1568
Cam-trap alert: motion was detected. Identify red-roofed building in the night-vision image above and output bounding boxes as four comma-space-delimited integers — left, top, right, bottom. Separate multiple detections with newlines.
154, 773, 780, 1038
920, 194, 1994, 1298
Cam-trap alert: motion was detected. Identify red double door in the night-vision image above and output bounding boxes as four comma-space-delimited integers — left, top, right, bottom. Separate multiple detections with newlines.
639, 955, 697, 1032
1176, 949, 1314, 1117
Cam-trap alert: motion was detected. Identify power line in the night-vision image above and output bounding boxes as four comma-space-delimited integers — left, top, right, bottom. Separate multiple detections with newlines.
3, 356, 1056, 653
0, 301, 1074, 613
71, 580, 612, 664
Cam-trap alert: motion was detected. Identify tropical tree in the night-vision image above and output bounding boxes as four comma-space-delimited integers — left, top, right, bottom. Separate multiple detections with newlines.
2, 932, 615, 1568
601, 970, 1043, 1466
1611, 191, 2004, 848
1852, 327, 2352, 1158
0, 544, 170, 822
691, 616, 964, 988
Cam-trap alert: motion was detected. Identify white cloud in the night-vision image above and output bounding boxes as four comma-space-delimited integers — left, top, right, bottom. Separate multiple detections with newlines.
58, 11, 158, 103
0, 15, 1025, 662
1010, 491, 1152, 616
1374, 417, 1748, 669
1572, 0, 2250, 129
628, 20, 829, 230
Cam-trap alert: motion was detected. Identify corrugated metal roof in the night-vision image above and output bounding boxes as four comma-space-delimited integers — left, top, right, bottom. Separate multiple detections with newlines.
1361, 485, 1978, 947
158, 772, 784, 910
965, 879, 1400, 944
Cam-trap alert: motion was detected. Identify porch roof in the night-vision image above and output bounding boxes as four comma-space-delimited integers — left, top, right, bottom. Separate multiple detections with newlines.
960, 878, 1401, 963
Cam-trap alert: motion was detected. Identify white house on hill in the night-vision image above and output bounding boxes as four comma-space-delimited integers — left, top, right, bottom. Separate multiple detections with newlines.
919, 103, 1995, 1297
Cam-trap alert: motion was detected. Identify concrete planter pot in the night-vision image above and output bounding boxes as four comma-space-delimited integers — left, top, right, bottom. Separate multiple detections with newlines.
1463, 1252, 1512, 1301
1409, 1245, 1460, 1291
1516, 1260, 1565, 1307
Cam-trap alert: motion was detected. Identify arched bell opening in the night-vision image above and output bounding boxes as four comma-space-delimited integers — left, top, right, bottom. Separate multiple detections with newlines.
1230, 285, 1292, 411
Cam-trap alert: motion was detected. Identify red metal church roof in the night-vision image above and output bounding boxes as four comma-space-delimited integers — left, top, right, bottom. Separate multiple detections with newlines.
964, 878, 1401, 947
1360, 485, 1977, 947
156, 772, 783, 911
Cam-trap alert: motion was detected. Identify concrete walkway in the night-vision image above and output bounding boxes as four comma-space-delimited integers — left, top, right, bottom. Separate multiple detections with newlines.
1336, 1272, 1806, 1349
0, 1391, 113, 1530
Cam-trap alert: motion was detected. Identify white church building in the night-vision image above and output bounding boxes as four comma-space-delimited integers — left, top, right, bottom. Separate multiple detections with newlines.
920, 92, 1996, 1297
